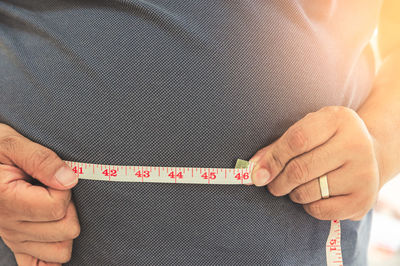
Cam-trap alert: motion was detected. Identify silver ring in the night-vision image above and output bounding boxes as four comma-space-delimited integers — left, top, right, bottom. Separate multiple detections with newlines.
319, 175, 330, 199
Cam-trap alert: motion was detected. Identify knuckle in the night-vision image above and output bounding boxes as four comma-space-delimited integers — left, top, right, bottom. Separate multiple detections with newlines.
291, 187, 311, 203
320, 106, 332, 112
304, 112, 315, 119
302, 112, 316, 122
286, 159, 308, 185
325, 105, 344, 114
333, 106, 357, 120
324, 105, 342, 118
341, 106, 357, 117
31, 147, 59, 171
270, 150, 285, 170
0, 135, 20, 155
286, 126, 308, 153
320, 106, 341, 127
325, 105, 341, 113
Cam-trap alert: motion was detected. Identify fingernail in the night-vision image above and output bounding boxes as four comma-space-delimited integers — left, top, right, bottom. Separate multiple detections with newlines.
255, 168, 270, 186
55, 166, 78, 187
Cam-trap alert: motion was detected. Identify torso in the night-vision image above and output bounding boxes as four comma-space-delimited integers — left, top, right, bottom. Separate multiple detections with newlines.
0, 1, 381, 264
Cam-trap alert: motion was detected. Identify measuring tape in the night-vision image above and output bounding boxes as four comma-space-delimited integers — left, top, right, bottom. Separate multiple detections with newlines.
64, 159, 256, 185
326, 219, 343, 265
65, 159, 343, 265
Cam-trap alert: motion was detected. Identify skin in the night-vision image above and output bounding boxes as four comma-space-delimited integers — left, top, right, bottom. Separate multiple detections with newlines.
0, 124, 79, 265
248, 106, 381, 220
249, 0, 400, 221
1, 1, 399, 264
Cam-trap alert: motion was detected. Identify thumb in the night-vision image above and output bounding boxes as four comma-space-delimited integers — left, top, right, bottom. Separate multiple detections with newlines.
0, 125, 78, 189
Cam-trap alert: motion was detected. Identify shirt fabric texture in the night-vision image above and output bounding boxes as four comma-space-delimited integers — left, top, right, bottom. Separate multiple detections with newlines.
0, 0, 381, 265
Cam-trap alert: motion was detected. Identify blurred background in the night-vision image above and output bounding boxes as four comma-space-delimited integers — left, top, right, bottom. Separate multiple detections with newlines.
368, 175, 400, 265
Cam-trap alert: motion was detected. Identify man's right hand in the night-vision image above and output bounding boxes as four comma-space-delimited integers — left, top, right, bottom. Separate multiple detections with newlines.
0, 123, 80, 265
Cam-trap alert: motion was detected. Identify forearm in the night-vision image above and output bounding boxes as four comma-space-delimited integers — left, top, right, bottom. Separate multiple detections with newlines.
357, 48, 400, 188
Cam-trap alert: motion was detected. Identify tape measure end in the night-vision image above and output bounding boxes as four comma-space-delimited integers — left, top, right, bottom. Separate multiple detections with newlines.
235, 159, 250, 169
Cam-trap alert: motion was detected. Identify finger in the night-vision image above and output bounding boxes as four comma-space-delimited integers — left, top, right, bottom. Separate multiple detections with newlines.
251, 107, 339, 186
288, 166, 354, 204
38, 260, 62, 266
4, 238, 73, 264
0, 164, 31, 183
246, 141, 277, 186
1, 164, 71, 222
14, 253, 36, 266
14, 253, 60, 266
303, 195, 362, 220
3, 184, 71, 223
0, 124, 78, 189
267, 135, 347, 195
248, 139, 278, 164
2, 202, 80, 242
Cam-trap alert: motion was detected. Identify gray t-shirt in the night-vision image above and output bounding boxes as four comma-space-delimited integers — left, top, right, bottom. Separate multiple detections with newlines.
0, 1, 381, 265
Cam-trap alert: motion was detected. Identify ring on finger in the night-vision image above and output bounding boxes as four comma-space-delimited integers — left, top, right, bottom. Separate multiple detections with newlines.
319, 175, 330, 199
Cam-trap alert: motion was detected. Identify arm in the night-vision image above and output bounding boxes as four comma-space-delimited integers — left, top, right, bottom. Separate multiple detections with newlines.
357, 0, 400, 188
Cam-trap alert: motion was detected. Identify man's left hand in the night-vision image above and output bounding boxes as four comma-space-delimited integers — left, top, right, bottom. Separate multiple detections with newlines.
248, 106, 382, 221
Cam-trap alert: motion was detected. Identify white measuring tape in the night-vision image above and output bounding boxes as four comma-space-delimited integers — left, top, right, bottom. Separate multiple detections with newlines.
64, 159, 257, 185
326, 219, 343, 266
65, 159, 342, 265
